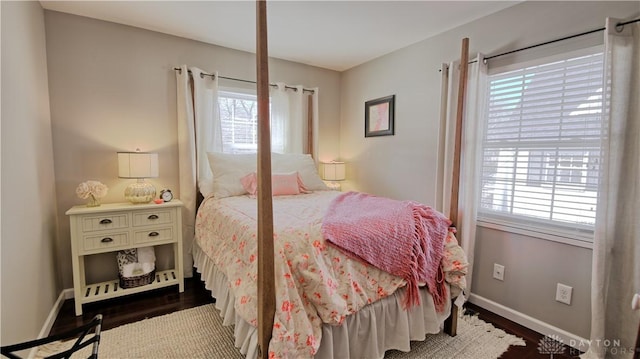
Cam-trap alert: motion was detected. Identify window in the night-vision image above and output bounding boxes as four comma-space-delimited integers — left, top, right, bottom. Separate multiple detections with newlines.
218, 90, 259, 153
479, 48, 604, 242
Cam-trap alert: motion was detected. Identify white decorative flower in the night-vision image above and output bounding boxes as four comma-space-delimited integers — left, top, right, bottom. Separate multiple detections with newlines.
76, 180, 108, 200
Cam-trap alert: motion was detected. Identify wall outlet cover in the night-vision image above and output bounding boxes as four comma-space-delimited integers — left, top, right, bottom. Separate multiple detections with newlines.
556, 283, 573, 305
493, 263, 505, 281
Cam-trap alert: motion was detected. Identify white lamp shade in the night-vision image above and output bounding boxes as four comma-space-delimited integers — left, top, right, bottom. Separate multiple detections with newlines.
321, 162, 346, 181
118, 152, 159, 178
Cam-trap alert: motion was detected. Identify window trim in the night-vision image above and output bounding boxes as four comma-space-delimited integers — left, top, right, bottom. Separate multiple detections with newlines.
487, 45, 604, 76
219, 87, 257, 99
476, 218, 593, 249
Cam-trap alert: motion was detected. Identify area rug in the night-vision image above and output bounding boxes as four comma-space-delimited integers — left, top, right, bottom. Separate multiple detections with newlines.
37, 304, 525, 358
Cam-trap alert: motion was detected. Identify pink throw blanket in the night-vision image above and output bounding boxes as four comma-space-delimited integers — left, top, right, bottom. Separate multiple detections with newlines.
321, 191, 451, 310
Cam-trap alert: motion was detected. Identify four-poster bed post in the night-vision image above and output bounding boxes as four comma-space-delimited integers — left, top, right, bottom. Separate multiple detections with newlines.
307, 95, 314, 157
443, 37, 470, 338
449, 37, 469, 231
256, 1, 275, 358
253, 0, 468, 349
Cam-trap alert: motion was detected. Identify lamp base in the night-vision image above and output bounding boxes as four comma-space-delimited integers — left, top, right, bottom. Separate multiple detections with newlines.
325, 181, 341, 191
125, 179, 156, 204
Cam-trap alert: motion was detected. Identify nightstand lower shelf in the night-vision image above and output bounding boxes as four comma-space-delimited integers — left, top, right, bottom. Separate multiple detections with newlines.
79, 269, 181, 306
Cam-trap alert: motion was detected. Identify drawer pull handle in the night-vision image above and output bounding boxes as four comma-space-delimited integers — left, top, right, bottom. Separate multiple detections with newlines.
99, 219, 113, 225
148, 232, 159, 237
148, 214, 159, 220
101, 237, 114, 243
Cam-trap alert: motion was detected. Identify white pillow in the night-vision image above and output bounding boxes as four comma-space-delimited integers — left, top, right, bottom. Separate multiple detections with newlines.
206, 152, 328, 198
272, 153, 328, 191
198, 180, 214, 198
207, 152, 256, 198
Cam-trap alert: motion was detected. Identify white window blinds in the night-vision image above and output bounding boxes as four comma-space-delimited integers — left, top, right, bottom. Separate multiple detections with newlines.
218, 90, 259, 154
479, 49, 604, 239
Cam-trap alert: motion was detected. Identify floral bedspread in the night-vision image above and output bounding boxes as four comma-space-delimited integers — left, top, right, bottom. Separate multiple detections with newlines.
195, 191, 467, 358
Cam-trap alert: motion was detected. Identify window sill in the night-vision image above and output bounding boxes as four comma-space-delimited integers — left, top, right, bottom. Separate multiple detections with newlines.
476, 218, 594, 250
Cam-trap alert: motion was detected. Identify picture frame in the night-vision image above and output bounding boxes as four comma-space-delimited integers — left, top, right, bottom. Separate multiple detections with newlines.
365, 95, 395, 137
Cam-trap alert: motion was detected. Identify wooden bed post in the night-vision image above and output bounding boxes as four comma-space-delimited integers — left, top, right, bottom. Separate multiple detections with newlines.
448, 37, 469, 231
307, 94, 314, 157
256, 1, 275, 358
443, 37, 469, 338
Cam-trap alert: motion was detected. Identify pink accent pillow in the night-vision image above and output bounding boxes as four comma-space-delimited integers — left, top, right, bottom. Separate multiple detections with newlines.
240, 172, 310, 197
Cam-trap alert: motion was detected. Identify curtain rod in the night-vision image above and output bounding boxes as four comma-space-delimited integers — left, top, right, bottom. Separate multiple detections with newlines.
442, 17, 640, 70
173, 67, 315, 94
483, 17, 640, 63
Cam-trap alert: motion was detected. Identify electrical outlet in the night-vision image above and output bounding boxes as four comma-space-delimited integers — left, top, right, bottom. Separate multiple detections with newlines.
493, 263, 505, 281
556, 283, 573, 305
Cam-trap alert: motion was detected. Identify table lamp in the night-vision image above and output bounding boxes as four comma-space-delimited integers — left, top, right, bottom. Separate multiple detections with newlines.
320, 161, 346, 191
118, 151, 159, 203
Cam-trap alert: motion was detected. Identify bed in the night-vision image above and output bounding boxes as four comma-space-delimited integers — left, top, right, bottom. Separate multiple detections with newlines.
192, 153, 468, 359
186, 9, 471, 357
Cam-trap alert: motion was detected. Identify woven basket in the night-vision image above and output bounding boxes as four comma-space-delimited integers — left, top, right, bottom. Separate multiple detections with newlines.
119, 269, 156, 289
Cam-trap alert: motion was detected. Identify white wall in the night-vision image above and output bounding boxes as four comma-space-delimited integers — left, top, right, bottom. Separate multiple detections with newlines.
340, 1, 639, 339
1, 1, 59, 346
44, 11, 342, 288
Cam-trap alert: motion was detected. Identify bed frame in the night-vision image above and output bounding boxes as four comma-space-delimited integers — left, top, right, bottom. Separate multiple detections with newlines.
253, 2, 470, 357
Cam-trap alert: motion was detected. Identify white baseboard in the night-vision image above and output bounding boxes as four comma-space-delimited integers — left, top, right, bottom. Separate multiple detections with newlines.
38, 289, 73, 337
28, 289, 73, 359
468, 293, 590, 352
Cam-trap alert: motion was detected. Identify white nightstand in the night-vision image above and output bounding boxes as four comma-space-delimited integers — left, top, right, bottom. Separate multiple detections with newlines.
66, 200, 184, 316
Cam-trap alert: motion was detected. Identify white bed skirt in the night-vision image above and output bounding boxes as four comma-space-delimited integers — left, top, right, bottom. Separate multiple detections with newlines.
193, 242, 451, 359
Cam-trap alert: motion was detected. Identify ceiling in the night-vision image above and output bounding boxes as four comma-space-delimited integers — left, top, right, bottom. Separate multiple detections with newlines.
40, 1, 520, 71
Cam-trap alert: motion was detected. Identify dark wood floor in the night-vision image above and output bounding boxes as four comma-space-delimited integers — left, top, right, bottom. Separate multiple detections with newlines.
50, 272, 580, 358
50, 271, 215, 335
463, 303, 580, 358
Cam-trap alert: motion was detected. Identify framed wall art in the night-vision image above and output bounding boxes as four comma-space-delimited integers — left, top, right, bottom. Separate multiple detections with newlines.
365, 95, 395, 137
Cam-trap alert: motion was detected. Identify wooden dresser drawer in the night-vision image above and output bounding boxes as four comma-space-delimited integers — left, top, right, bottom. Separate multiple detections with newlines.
82, 232, 129, 253
133, 227, 173, 245
81, 214, 129, 232
132, 210, 173, 227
